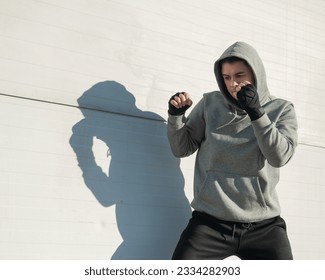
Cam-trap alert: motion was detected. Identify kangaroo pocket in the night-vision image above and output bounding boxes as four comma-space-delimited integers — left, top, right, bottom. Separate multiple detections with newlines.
196, 170, 267, 220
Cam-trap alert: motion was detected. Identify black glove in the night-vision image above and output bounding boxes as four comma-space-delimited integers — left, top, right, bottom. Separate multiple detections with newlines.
168, 92, 191, 116
237, 84, 265, 121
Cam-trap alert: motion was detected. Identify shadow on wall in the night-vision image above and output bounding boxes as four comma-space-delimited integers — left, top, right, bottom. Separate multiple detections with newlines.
69, 81, 191, 259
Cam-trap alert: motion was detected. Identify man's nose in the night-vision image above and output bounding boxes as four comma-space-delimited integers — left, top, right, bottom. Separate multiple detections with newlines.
231, 79, 239, 87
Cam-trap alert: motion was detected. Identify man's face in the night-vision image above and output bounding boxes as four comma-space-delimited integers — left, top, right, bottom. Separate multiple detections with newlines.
221, 60, 255, 100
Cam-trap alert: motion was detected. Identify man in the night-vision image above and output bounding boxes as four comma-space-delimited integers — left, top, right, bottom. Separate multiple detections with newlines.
167, 41, 298, 260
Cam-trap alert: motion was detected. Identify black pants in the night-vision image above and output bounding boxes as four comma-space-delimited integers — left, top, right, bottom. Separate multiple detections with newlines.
172, 211, 293, 260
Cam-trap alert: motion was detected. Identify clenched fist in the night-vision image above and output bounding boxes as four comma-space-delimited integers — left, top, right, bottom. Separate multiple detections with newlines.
237, 84, 265, 121
168, 92, 193, 116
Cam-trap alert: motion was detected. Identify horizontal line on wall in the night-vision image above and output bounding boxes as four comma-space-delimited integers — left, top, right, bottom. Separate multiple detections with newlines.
1, 92, 324, 149
0, 92, 166, 123
298, 142, 325, 149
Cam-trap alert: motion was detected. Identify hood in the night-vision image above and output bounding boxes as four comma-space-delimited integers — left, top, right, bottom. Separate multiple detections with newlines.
214, 42, 270, 109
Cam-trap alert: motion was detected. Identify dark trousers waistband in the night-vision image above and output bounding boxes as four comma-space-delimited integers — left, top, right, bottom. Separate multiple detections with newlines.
192, 210, 280, 229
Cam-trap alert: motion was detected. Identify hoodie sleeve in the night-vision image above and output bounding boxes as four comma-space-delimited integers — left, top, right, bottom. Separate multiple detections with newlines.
251, 103, 298, 167
167, 98, 205, 158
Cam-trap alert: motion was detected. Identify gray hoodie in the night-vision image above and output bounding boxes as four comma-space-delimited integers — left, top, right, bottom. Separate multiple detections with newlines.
167, 42, 298, 222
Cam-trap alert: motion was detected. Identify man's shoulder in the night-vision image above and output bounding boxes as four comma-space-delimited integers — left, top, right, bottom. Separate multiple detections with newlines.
264, 96, 296, 119
266, 95, 294, 108
203, 90, 223, 100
